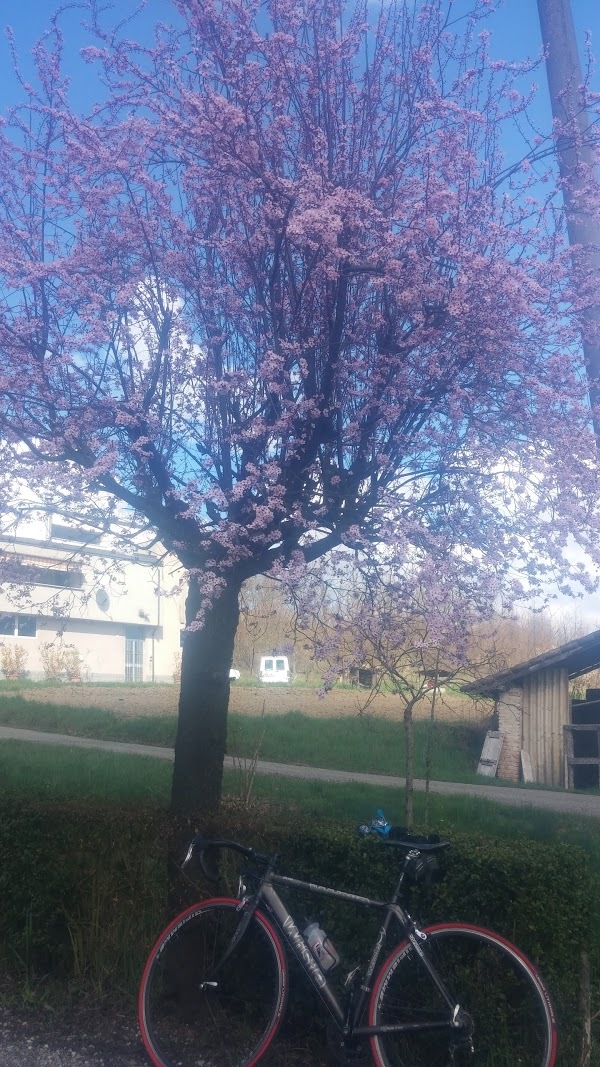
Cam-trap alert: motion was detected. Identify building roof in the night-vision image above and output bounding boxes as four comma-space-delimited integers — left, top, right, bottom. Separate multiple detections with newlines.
462, 628, 600, 696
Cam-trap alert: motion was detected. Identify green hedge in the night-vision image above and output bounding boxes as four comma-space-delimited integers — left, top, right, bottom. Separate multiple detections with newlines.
0, 795, 593, 1062
0, 795, 168, 996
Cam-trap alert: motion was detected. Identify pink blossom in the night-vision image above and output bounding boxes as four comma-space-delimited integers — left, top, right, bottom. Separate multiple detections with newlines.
0, 0, 598, 637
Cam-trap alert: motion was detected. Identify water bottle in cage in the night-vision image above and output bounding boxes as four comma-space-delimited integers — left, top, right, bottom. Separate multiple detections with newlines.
302, 921, 340, 973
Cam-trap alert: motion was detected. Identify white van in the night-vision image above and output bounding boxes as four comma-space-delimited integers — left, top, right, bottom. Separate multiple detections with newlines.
259, 655, 291, 684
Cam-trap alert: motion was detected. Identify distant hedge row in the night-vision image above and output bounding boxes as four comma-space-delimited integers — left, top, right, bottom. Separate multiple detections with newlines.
0, 795, 593, 1062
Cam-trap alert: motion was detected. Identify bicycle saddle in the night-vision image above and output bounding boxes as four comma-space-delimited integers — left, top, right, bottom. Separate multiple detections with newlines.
381, 830, 449, 853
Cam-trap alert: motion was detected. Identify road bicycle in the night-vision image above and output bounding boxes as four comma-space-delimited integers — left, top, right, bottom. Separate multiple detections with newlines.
138, 825, 558, 1066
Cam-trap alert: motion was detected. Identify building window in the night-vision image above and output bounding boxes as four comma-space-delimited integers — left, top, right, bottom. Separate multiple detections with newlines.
13, 562, 84, 589
29, 565, 84, 589
0, 614, 37, 637
50, 523, 101, 544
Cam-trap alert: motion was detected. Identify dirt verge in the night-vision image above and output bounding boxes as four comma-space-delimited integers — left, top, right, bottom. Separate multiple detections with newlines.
13, 683, 487, 721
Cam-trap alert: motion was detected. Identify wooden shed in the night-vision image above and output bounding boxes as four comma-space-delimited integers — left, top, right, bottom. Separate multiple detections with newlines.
462, 629, 600, 788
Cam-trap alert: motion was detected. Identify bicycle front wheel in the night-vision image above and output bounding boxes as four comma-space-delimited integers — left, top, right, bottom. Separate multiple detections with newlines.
369, 922, 557, 1066
139, 898, 287, 1067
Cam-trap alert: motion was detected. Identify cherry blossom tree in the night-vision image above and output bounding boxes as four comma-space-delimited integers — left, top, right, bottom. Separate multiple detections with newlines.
286, 540, 508, 825
1, 0, 600, 811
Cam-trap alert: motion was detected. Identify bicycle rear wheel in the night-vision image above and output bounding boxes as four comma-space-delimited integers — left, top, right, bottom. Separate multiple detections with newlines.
139, 898, 287, 1067
369, 923, 557, 1066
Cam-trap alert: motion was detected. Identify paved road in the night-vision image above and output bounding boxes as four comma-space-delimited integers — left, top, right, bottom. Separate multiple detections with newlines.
2, 724, 600, 818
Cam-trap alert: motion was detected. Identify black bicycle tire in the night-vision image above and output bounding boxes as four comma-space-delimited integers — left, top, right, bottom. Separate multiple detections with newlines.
368, 922, 557, 1067
138, 897, 288, 1067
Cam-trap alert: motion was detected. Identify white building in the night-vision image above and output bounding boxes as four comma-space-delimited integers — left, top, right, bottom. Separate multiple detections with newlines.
0, 511, 182, 683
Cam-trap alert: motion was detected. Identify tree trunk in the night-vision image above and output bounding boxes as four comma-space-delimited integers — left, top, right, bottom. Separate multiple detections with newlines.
170, 574, 242, 814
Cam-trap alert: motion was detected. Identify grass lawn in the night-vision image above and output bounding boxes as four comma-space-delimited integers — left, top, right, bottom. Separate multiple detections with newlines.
0, 695, 489, 783
0, 738, 598, 865
227, 710, 487, 782
0, 739, 173, 806
0, 694, 178, 745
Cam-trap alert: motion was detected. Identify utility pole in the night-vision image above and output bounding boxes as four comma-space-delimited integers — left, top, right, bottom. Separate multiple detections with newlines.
537, 0, 600, 430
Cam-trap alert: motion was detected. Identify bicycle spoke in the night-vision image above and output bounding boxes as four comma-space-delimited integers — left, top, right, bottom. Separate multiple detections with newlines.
139, 901, 286, 1067
370, 925, 556, 1067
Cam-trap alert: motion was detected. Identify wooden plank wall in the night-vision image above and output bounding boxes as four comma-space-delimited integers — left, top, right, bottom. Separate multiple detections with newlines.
522, 667, 569, 787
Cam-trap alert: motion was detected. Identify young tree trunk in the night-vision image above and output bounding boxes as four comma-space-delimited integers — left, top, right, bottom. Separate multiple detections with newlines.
171, 574, 242, 813
579, 950, 592, 1067
404, 703, 415, 829
424, 659, 441, 832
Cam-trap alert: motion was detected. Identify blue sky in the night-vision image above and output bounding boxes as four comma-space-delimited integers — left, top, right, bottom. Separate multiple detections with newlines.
1, 0, 599, 121
1, 1, 598, 181
2, 0, 600, 625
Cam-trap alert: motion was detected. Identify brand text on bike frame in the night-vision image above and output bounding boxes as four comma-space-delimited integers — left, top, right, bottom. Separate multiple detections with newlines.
252, 854, 460, 1039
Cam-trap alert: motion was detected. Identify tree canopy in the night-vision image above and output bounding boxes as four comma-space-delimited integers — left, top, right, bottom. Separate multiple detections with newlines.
1, 0, 599, 808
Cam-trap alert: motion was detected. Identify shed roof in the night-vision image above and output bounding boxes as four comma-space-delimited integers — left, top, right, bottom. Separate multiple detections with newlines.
462, 628, 600, 696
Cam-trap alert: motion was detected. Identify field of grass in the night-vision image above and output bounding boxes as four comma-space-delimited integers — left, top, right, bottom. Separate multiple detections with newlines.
0, 739, 172, 806
0, 694, 489, 783
0, 694, 177, 745
0, 737, 598, 862
228, 710, 488, 782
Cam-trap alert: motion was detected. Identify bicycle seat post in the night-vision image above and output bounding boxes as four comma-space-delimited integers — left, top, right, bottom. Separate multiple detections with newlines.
389, 852, 412, 905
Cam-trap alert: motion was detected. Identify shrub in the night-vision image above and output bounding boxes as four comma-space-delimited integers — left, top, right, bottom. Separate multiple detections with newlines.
0, 644, 29, 679
0, 795, 167, 997
0, 796, 593, 1062
172, 651, 182, 684
40, 640, 83, 682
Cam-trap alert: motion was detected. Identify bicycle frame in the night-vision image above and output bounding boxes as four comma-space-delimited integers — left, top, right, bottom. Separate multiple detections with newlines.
249, 860, 461, 1041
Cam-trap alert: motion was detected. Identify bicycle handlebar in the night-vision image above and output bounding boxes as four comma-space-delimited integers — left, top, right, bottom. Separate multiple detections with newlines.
183, 834, 278, 882
184, 828, 449, 885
